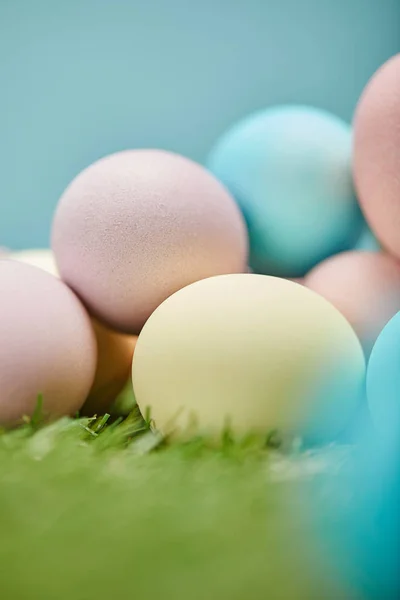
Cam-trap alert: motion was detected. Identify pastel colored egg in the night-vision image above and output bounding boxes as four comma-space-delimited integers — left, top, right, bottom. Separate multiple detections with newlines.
305, 251, 400, 354
0, 260, 96, 425
10, 248, 137, 415
132, 274, 365, 442
82, 323, 137, 416
207, 105, 363, 277
11, 248, 59, 276
353, 224, 381, 252
353, 54, 400, 259
52, 149, 248, 334
367, 311, 400, 444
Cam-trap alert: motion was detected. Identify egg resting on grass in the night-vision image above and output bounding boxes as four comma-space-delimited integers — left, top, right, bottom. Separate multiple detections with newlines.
353, 54, 400, 259
132, 274, 365, 443
0, 260, 96, 425
207, 105, 362, 277
9, 248, 137, 415
52, 149, 248, 334
305, 251, 400, 355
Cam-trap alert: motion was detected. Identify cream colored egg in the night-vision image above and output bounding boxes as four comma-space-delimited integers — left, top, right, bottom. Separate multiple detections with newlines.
11, 249, 136, 414
132, 274, 365, 442
10, 249, 59, 276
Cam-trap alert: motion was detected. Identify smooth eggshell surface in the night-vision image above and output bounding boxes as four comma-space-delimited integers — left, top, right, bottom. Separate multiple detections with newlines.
132, 274, 365, 442
305, 251, 400, 354
11, 249, 59, 276
353, 224, 381, 252
353, 54, 400, 258
0, 260, 97, 425
52, 149, 248, 333
82, 324, 137, 416
367, 311, 400, 442
10, 249, 137, 415
207, 105, 363, 277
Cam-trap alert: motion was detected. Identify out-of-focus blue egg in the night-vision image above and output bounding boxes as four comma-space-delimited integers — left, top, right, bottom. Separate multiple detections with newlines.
354, 223, 381, 252
367, 311, 400, 444
207, 105, 363, 277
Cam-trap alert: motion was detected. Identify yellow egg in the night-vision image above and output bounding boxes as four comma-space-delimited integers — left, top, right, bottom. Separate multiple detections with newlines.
132, 274, 365, 441
10, 249, 136, 415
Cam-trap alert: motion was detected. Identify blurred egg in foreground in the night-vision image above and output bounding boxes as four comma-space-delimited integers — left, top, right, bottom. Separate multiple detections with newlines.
11, 248, 136, 415
0, 260, 96, 425
132, 274, 365, 442
207, 105, 362, 277
367, 311, 400, 443
354, 54, 400, 259
353, 224, 380, 252
305, 251, 400, 354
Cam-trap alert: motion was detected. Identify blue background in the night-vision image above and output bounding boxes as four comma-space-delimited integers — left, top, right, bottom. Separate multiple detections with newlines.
1, 0, 399, 249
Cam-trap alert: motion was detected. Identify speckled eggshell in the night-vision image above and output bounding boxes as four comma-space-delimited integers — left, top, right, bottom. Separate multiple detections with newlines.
132, 274, 365, 442
52, 149, 248, 334
353, 54, 400, 258
207, 105, 363, 277
0, 260, 97, 425
10, 249, 137, 415
305, 251, 400, 354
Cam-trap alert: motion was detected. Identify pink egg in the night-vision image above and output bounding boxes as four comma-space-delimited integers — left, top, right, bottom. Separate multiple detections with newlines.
0, 260, 97, 425
9, 248, 137, 416
353, 54, 400, 258
52, 149, 248, 334
304, 251, 400, 354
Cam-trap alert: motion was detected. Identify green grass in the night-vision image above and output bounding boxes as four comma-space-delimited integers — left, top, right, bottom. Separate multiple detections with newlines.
0, 394, 356, 600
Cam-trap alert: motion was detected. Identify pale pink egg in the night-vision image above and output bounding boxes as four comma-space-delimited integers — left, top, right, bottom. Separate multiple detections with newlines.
0, 260, 97, 425
304, 251, 400, 354
10, 249, 137, 416
52, 149, 248, 334
353, 54, 400, 258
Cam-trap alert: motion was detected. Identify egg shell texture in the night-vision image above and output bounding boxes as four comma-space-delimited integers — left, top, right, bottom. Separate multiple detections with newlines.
52, 149, 248, 333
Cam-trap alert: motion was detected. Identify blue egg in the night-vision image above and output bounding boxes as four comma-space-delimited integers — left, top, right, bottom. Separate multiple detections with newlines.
354, 223, 381, 252
367, 311, 400, 445
207, 105, 363, 276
